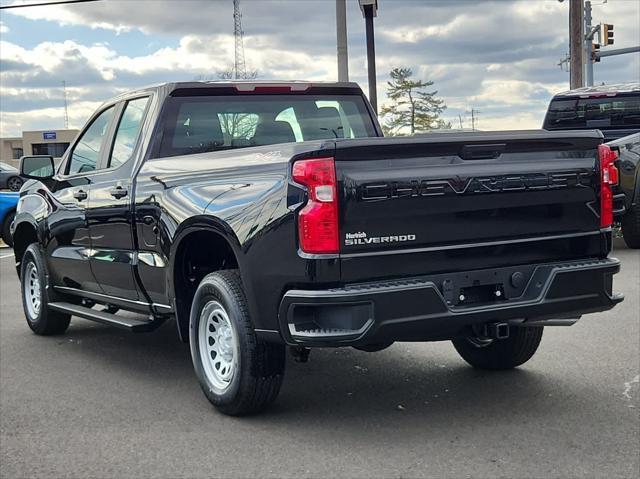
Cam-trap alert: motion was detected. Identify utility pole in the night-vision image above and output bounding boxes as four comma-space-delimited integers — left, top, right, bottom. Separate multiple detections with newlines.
62, 80, 69, 129
469, 108, 480, 131
336, 0, 349, 82
569, 0, 584, 89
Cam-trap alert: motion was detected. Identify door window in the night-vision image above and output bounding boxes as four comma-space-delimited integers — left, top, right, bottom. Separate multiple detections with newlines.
68, 106, 115, 175
109, 97, 150, 168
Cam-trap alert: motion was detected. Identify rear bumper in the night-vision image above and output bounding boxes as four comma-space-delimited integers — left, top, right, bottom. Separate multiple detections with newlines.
277, 258, 623, 347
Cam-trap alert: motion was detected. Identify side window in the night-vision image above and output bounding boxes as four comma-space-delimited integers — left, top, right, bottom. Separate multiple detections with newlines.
109, 97, 150, 168
275, 107, 303, 141
68, 106, 115, 175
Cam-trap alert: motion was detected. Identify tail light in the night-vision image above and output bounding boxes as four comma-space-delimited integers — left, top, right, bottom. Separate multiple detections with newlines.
598, 144, 619, 228
292, 157, 339, 254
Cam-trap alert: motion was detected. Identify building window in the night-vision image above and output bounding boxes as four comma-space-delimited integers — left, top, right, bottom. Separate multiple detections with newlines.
31, 143, 70, 157
11, 148, 23, 159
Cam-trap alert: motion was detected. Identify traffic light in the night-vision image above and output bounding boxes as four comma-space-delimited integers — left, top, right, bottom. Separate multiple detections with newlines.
592, 43, 601, 62
602, 23, 614, 45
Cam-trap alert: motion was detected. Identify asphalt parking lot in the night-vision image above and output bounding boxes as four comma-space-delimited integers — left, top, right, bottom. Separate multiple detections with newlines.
0, 242, 638, 479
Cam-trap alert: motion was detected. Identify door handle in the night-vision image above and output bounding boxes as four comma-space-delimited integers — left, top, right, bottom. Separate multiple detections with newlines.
109, 185, 128, 199
73, 190, 88, 201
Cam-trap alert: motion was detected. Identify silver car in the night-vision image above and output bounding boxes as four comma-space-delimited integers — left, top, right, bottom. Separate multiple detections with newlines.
0, 162, 24, 191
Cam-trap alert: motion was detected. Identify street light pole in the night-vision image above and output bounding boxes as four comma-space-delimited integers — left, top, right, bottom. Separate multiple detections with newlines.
359, 0, 378, 114
584, 0, 594, 86
336, 0, 349, 82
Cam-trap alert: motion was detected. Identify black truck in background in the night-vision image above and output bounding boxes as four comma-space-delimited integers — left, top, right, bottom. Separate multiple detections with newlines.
12, 81, 623, 415
543, 82, 640, 248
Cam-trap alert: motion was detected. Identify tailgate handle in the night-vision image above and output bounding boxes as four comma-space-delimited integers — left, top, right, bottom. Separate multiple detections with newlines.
460, 143, 506, 160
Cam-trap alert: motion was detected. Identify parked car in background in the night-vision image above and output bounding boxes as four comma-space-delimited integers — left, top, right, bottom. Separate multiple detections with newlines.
0, 191, 18, 247
543, 82, 640, 142
0, 162, 25, 191
607, 132, 640, 248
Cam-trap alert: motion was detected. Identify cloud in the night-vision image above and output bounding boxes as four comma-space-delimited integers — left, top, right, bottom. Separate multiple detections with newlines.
1, 0, 638, 136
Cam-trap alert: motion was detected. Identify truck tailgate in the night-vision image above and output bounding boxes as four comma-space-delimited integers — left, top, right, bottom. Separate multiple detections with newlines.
335, 130, 605, 282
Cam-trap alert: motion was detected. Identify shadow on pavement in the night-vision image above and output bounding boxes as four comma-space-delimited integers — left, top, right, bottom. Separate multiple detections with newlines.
53, 317, 604, 437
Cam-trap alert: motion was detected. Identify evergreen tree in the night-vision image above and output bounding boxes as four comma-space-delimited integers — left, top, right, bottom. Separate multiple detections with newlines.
380, 68, 450, 135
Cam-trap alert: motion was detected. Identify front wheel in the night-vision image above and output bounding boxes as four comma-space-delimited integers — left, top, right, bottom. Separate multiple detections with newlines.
1, 210, 15, 247
189, 270, 286, 416
452, 326, 543, 370
7, 176, 23, 191
20, 244, 71, 335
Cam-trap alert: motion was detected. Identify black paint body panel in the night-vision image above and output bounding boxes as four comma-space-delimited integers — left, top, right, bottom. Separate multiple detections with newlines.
12, 82, 622, 346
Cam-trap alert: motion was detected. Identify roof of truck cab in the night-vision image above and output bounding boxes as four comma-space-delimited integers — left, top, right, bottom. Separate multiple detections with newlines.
103, 80, 363, 104
552, 82, 640, 98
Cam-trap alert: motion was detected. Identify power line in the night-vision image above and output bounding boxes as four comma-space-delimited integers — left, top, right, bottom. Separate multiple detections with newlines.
0, 0, 101, 9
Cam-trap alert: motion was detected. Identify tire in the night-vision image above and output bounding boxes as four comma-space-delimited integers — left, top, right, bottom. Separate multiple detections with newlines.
189, 270, 286, 416
621, 205, 640, 249
353, 341, 394, 352
1, 211, 14, 248
452, 326, 543, 370
20, 244, 71, 335
7, 176, 23, 192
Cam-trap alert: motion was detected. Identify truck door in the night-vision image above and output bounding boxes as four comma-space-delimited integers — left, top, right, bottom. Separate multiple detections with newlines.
86, 96, 151, 302
46, 105, 117, 294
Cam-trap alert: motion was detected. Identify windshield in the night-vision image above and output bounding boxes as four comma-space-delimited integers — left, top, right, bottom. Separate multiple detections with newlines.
155, 94, 377, 158
543, 94, 640, 130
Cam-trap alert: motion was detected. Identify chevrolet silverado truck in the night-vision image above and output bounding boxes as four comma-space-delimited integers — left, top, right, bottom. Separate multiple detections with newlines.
12, 81, 623, 415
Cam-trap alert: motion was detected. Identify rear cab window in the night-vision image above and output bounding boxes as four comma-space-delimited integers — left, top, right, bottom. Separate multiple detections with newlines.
543, 94, 640, 130
153, 90, 377, 159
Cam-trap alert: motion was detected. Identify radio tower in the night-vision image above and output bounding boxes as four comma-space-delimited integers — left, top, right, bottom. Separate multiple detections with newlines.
233, 0, 247, 79
62, 80, 69, 129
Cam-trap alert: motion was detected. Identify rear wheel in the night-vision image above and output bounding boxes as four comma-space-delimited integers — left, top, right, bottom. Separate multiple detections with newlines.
189, 270, 286, 416
452, 326, 543, 370
1, 210, 15, 248
621, 205, 640, 249
20, 244, 71, 335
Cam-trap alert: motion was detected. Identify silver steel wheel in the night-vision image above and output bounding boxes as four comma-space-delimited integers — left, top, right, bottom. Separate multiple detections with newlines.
24, 261, 42, 319
198, 300, 238, 392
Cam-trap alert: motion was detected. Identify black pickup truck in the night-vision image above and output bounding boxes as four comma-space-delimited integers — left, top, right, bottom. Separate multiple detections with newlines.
12, 81, 623, 415
543, 83, 640, 247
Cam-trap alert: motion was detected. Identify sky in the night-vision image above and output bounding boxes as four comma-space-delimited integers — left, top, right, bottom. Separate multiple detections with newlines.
0, 0, 638, 137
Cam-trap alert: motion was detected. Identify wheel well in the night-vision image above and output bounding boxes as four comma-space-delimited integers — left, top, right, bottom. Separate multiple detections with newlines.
173, 229, 239, 342
12, 222, 38, 267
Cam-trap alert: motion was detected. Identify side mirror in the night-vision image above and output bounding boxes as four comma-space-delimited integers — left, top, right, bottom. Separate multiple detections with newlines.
20, 155, 55, 180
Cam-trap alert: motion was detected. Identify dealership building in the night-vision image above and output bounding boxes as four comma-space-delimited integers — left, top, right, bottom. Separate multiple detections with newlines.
0, 129, 79, 168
